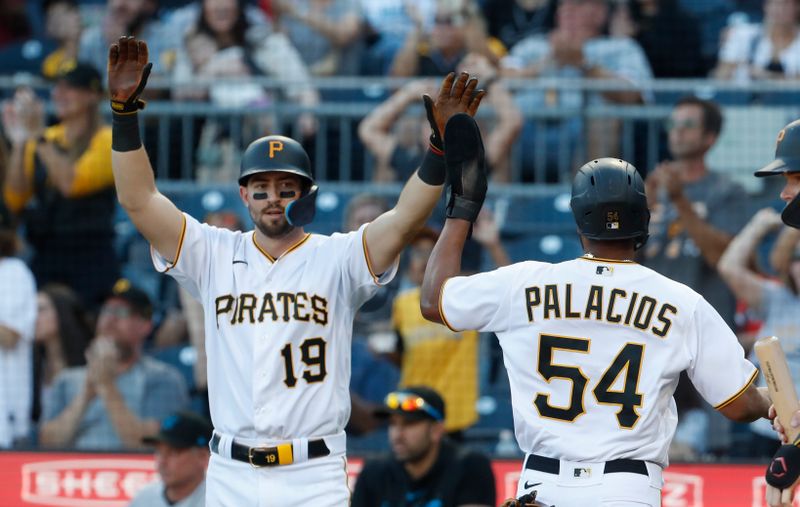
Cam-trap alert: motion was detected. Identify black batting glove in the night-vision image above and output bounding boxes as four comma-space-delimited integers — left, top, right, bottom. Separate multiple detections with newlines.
444, 113, 487, 223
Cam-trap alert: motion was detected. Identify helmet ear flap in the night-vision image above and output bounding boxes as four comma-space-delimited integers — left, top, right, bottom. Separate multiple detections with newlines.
286, 185, 318, 227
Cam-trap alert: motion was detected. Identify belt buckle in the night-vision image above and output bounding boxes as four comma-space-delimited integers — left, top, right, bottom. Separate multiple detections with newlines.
248, 446, 278, 468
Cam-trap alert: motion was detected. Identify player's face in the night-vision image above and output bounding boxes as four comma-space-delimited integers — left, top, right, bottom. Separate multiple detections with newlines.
780, 172, 800, 203
667, 105, 715, 160
154, 444, 209, 491
388, 415, 438, 463
241, 172, 304, 238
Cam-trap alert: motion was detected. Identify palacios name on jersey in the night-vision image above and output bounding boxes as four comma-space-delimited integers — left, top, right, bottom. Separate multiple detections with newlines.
214, 292, 329, 327
524, 283, 678, 339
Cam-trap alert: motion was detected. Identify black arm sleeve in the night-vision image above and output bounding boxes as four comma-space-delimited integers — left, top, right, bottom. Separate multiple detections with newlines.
454, 452, 496, 505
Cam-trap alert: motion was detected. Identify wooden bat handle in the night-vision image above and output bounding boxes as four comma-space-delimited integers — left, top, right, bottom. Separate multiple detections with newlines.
755, 336, 800, 443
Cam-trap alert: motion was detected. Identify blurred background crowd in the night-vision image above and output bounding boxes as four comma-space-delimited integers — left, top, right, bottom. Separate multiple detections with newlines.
1, 0, 800, 467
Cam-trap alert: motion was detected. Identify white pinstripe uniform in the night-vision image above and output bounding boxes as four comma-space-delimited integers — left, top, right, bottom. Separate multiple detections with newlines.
439, 255, 757, 507
152, 214, 397, 506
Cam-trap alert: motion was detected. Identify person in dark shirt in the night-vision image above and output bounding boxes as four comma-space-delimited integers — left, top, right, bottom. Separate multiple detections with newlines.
610, 0, 705, 77
482, 0, 556, 53
352, 386, 496, 507
2, 62, 119, 310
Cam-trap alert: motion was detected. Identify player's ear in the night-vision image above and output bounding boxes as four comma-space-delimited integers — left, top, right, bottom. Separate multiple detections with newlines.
239, 185, 249, 205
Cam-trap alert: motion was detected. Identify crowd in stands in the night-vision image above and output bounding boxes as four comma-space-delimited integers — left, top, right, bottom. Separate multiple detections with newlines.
0, 0, 798, 181
1, 0, 800, 470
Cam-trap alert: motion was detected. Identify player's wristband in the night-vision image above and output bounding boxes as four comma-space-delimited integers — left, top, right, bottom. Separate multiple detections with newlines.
111, 112, 142, 152
417, 148, 446, 186
766, 444, 800, 488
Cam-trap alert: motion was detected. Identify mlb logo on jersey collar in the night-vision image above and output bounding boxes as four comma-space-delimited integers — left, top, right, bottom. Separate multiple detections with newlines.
596, 265, 614, 276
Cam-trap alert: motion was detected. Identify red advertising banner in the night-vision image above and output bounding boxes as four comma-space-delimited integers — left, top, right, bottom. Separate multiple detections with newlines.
0, 451, 794, 507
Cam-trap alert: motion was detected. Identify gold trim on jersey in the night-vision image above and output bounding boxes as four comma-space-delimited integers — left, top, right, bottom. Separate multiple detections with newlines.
578, 254, 636, 265
438, 278, 459, 332
361, 227, 381, 285
153, 214, 188, 273
714, 368, 758, 410
252, 233, 311, 263
283, 234, 312, 257
252, 234, 276, 263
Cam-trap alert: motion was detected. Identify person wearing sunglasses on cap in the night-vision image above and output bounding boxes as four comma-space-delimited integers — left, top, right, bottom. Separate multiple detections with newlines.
351, 386, 495, 507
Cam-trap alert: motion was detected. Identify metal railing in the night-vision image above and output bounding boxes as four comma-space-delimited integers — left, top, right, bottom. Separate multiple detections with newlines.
2, 75, 798, 185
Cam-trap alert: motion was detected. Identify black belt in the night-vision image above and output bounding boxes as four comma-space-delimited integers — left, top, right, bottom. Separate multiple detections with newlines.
525, 454, 648, 476
210, 433, 330, 467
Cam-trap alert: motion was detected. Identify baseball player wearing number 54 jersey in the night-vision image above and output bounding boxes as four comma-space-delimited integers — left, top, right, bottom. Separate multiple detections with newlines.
106, 36, 486, 506
420, 120, 772, 507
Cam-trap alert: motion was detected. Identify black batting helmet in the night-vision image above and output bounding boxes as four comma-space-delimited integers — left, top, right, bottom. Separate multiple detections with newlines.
755, 119, 800, 228
239, 135, 318, 227
570, 158, 650, 250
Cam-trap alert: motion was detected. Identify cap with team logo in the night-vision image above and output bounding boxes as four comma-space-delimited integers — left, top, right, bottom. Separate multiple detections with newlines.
142, 411, 213, 449
105, 279, 153, 319
755, 119, 800, 176
55, 62, 103, 93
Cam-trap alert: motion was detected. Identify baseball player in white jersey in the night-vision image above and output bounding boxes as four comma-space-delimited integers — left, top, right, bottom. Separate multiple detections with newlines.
419, 116, 772, 507
106, 37, 486, 505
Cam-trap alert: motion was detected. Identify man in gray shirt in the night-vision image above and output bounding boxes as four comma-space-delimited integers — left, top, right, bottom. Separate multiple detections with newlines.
644, 97, 747, 328
500, 0, 653, 181
129, 411, 213, 507
40, 279, 189, 450
644, 96, 749, 457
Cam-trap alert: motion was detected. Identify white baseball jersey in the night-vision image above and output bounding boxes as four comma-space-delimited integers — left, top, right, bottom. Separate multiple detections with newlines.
440, 255, 757, 468
152, 214, 396, 441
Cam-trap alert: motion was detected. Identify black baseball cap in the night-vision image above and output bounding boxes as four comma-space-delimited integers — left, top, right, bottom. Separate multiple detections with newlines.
106, 279, 153, 319
755, 119, 800, 177
142, 411, 213, 449
375, 386, 446, 423
56, 62, 103, 93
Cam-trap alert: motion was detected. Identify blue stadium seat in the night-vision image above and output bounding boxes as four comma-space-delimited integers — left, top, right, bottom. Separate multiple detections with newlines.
505, 233, 583, 264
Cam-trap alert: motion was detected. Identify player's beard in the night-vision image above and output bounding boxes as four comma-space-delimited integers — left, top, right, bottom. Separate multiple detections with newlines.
252, 207, 295, 239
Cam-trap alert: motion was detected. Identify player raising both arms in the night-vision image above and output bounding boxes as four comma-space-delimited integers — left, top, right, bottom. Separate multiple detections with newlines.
420, 115, 771, 507
107, 36, 484, 506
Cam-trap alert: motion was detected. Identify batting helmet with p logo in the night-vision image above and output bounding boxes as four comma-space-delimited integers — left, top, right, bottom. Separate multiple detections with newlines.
239, 135, 318, 227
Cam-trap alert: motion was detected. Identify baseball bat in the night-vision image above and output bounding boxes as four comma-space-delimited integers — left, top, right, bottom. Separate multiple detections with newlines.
755, 336, 800, 443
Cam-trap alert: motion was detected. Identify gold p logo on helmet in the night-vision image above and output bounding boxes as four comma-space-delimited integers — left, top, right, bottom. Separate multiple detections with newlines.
269, 140, 284, 158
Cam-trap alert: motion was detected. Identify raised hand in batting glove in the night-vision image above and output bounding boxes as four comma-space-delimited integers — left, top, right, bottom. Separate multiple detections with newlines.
423, 71, 486, 153
499, 490, 551, 507
108, 36, 152, 114
444, 113, 487, 223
